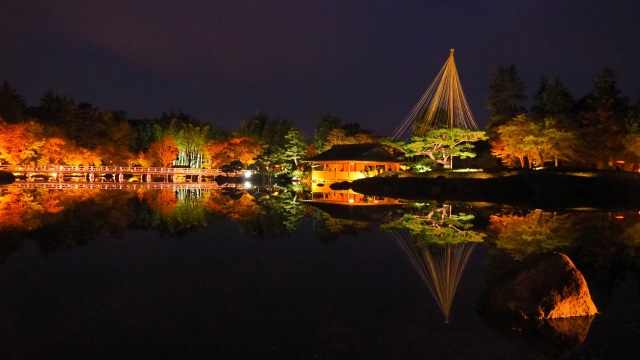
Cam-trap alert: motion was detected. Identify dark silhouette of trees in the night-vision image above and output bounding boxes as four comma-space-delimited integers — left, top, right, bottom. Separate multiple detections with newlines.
532, 76, 575, 121
576, 68, 628, 168
0, 80, 26, 123
486, 65, 527, 136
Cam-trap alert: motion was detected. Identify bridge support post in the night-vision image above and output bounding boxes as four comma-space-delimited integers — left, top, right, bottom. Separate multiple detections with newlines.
118, 173, 124, 182
197, 175, 202, 183
146, 174, 152, 182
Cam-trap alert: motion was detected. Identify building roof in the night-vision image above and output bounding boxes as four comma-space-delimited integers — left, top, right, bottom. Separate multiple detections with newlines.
307, 143, 400, 162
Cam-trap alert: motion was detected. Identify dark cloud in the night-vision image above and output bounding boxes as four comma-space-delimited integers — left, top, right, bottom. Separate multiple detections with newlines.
2, 0, 639, 136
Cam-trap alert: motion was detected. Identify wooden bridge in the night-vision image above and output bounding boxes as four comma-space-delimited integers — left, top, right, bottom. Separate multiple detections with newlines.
1, 181, 248, 191
0, 165, 248, 183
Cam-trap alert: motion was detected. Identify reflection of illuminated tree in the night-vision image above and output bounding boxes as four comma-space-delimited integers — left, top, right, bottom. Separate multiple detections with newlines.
138, 188, 210, 234
622, 223, 640, 265
0, 188, 43, 231
382, 204, 484, 323
138, 189, 178, 216
312, 210, 372, 243
256, 190, 306, 235
488, 210, 574, 259
164, 189, 208, 233
31, 190, 136, 253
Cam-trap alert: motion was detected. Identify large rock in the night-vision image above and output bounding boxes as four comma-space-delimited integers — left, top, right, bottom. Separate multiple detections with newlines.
481, 252, 597, 319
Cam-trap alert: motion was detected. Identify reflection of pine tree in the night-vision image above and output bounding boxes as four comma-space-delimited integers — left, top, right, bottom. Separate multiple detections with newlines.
311, 210, 372, 243
254, 189, 306, 236
393, 231, 477, 323
382, 203, 484, 323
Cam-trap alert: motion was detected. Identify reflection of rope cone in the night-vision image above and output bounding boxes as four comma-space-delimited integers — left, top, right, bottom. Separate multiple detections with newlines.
393, 230, 476, 323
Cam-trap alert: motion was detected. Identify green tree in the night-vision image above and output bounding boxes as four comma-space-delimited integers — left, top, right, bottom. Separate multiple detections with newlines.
492, 115, 578, 168
491, 115, 536, 167
486, 65, 527, 135
167, 119, 210, 167
395, 128, 487, 169
283, 128, 307, 167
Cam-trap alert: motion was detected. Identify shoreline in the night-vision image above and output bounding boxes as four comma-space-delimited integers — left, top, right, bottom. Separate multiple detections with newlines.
350, 169, 640, 210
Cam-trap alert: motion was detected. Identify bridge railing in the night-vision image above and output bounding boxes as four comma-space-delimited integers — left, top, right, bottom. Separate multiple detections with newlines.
0, 165, 240, 175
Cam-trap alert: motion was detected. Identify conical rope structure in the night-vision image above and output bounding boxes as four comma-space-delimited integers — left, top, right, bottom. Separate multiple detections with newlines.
391, 229, 476, 324
393, 49, 478, 141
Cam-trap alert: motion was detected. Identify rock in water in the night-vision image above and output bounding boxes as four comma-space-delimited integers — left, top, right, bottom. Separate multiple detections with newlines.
481, 252, 597, 319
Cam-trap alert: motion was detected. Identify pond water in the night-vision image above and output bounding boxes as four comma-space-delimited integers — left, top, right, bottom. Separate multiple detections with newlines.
0, 185, 639, 359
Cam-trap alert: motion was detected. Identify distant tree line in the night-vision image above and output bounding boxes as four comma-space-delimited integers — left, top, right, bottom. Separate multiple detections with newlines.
3, 63, 638, 173
0, 81, 377, 176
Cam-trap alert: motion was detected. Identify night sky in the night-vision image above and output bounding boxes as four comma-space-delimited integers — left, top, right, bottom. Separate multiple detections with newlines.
2, 0, 639, 137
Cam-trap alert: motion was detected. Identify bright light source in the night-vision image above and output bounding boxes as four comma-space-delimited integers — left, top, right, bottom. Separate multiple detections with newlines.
244, 171, 251, 178
348, 199, 354, 203
244, 181, 251, 189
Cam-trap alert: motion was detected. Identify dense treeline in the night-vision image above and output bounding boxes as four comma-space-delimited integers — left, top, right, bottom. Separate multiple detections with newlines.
2, 64, 640, 172
487, 67, 640, 170
0, 80, 378, 173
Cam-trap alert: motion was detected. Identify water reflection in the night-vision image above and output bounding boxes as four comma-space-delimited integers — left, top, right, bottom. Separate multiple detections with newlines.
383, 203, 485, 323
1, 185, 639, 357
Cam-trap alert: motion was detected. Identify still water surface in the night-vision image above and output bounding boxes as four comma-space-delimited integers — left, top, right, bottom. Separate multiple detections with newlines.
0, 185, 639, 359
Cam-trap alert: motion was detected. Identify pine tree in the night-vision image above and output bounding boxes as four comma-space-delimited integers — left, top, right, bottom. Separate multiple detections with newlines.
486, 65, 527, 134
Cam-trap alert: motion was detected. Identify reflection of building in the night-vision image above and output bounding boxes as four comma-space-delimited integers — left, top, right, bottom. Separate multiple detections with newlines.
309, 189, 402, 205
308, 143, 401, 194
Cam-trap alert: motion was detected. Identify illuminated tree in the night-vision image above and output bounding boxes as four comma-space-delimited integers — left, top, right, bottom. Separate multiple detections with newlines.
322, 128, 378, 152
283, 128, 307, 167
0, 119, 45, 165
148, 136, 180, 167
491, 115, 537, 167
219, 137, 263, 167
396, 128, 487, 168
167, 119, 210, 167
203, 140, 227, 169
60, 143, 100, 166
37, 137, 66, 165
